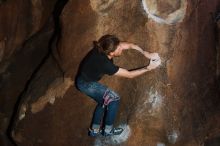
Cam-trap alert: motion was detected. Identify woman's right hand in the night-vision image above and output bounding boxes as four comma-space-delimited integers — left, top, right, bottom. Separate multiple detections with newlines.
147, 64, 158, 70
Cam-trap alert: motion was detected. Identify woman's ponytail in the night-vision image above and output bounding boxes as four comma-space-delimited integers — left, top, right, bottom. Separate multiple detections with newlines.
93, 41, 103, 53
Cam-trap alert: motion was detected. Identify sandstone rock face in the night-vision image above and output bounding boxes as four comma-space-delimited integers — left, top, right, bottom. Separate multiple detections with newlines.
1, 0, 220, 146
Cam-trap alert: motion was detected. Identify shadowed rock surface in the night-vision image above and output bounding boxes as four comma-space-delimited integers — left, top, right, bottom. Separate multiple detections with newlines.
0, 0, 220, 146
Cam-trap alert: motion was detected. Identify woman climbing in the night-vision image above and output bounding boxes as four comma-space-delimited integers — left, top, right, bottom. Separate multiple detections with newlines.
76, 34, 160, 137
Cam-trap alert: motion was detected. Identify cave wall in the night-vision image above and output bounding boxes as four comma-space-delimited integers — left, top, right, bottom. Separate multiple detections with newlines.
0, 0, 60, 145
0, 0, 220, 146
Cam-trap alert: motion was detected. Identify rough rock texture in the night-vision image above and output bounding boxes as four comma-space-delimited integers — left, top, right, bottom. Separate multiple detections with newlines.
0, 0, 60, 145
1, 0, 220, 146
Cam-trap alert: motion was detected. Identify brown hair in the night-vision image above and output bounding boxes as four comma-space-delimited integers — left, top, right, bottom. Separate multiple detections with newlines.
93, 34, 120, 55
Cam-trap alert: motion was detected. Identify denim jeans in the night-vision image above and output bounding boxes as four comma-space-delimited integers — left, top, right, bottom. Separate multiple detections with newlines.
76, 76, 120, 127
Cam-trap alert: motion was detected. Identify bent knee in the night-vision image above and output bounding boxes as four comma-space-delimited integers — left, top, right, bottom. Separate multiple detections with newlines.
102, 89, 120, 106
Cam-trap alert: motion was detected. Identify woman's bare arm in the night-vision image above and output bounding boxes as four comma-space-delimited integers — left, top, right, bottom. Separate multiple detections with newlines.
119, 42, 158, 59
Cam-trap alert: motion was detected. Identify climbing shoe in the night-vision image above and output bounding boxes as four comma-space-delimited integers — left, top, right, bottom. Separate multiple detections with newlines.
102, 127, 124, 136
88, 128, 102, 137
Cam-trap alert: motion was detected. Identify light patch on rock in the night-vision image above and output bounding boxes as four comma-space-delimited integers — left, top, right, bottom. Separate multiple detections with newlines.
145, 90, 164, 113
12, 130, 24, 143
167, 130, 179, 144
19, 105, 27, 120
157, 142, 166, 146
142, 0, 187, 25
94, 124, 131, 146
49, 97, 56, 104
31, 77, 73, 113
90, 0, 116, 13
137, 89, 164, 117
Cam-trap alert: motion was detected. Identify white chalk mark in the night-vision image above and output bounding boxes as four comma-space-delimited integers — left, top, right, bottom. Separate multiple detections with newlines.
142, 0, 187, 25
142, 0, 168, 24
136, 89, 164, 118
150, 91, 162, 108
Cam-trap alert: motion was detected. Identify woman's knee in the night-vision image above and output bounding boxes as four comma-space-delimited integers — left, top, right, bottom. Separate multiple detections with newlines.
108, 99, 120, 108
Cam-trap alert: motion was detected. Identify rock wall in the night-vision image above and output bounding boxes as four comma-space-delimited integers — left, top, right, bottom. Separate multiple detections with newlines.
0, 0, 62, 145
0, 0, 220, 146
